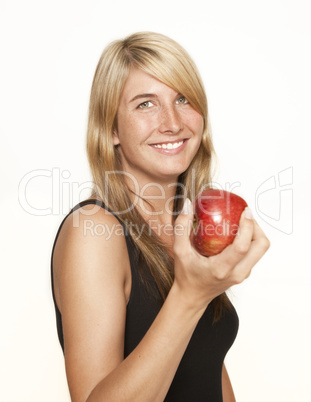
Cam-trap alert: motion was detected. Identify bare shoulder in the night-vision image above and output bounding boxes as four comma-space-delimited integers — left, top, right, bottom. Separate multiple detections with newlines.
56, 201, 124, 250
53, 201, 131, 313
52, 202, 132, 400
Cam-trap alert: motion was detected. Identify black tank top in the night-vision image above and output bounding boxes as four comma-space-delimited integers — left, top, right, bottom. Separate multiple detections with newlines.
51, 199, 239, 401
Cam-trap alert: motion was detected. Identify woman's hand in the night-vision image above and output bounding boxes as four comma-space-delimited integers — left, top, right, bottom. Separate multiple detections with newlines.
172, 199, 270, 310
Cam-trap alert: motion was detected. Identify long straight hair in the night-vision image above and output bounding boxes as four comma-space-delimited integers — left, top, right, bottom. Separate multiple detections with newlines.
86, 32, 231, 321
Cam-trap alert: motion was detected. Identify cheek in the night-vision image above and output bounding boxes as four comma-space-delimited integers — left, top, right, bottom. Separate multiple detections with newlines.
186, 111, 204, 135
196, 118, 204, 135
121, 115, 155, 143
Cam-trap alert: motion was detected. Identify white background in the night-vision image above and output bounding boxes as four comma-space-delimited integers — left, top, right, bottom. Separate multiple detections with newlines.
1, 0, 310, 401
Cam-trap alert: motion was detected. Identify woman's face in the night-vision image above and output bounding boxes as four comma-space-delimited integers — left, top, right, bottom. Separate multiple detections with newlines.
113, 68, 204, 186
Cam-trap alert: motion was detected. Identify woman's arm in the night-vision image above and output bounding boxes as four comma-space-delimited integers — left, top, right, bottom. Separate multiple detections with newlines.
54, 202, 269, 402
53, 205, 131, 401
222, 364, 236, 402
54, 205, 206, 402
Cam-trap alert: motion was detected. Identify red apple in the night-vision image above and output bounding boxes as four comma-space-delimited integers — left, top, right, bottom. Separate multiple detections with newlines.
190, 189, 248, 256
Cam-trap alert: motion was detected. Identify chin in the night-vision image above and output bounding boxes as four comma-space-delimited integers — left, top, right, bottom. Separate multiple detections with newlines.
157, 166, 189, 182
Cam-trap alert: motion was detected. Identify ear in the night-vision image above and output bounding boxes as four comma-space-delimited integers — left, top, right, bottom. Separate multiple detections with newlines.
112, 130, 120, 146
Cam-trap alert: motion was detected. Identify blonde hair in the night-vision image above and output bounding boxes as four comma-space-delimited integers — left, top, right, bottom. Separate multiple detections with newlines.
87, 31, 229, 320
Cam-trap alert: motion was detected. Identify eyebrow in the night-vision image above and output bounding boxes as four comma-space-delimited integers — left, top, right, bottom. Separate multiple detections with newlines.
129, 93, 158, 103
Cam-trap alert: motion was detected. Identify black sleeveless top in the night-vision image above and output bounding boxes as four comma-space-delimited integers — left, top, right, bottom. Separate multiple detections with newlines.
51, 199, 239, 401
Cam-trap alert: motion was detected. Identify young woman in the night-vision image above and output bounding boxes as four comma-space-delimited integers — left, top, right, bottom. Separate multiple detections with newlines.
51, 31, 270, 402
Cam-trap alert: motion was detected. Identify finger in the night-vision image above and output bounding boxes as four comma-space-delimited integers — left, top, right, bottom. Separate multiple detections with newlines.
173, 198, 195, 254
234, 207, 255, 249
236, 226, 270, 280
232, 218, 270, 281
216, 207, 254, 268
252, 218, 270, 244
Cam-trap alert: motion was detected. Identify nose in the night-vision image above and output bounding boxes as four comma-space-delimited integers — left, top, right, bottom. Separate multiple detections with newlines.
158, 104, 183, 135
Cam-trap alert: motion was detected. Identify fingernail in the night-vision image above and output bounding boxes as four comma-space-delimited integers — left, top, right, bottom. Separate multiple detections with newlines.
181, 198, 192, 215
244, 206, 253, 219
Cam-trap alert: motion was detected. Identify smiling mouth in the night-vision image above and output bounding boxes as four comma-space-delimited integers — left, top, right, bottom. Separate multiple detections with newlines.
150, 139, 186, 150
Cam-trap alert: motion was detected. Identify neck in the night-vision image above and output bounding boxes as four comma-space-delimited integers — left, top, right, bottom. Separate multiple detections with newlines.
125, 175, 182, 226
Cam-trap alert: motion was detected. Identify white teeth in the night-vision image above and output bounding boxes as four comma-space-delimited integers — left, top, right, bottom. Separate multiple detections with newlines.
152, 140, 184, 149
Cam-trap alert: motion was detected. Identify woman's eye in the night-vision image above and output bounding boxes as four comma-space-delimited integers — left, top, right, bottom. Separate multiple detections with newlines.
138, 101, 153, 109
176, 96, 189, 105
